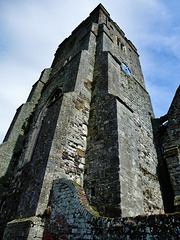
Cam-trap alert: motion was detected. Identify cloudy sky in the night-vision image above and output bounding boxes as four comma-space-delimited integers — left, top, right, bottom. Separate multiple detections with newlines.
0, 0, 179, 143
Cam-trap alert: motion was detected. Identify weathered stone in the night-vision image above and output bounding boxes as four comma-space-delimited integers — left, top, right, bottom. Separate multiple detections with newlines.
0, 3, 179, 239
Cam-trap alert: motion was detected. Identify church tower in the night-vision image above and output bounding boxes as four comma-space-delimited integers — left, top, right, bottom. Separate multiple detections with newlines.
1, 4, 176, 239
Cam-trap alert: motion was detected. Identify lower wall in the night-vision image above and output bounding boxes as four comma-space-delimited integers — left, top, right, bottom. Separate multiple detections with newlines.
3, 178, 180, 239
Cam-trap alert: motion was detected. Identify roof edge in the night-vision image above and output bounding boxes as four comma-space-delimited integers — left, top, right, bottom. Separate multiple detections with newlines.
90, 3, 110, 18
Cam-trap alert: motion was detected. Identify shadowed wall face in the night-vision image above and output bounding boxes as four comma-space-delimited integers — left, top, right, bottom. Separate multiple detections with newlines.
16, 96, 63, 218
159, 87, 180, 211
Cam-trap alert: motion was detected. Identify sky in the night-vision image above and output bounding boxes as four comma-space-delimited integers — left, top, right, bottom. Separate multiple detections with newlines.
0, 0, 179, 143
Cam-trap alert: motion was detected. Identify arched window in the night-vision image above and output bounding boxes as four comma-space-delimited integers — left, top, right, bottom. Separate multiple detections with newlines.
24, 88, 62, 163
47, 88, 62, 107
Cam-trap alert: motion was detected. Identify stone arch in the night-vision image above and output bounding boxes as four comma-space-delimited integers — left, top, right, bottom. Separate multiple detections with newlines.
16, 88, 63, 217
24, 88, 62, 164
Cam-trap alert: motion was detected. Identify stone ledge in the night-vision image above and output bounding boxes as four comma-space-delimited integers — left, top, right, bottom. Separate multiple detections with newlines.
3, 217, 44, 240
6, 216, 44, 227
164, 145, 179, 157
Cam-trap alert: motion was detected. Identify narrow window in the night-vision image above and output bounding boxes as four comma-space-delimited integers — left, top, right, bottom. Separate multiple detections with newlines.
117, 38, 120, 47
106, 17, 109, 26
122, 62, 131, 76
121, 43, 126, 53
121, 43, 124, 50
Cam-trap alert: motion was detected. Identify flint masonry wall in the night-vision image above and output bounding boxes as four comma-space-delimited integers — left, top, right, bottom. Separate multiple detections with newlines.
3, 179, 180, 240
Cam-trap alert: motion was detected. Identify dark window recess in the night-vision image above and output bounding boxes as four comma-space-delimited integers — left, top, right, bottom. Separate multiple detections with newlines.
117, 38, 120, 46
121, 43, 124, 50
91, 187, 95, 196
122, 62, 131, 76
47, 89, 62, 107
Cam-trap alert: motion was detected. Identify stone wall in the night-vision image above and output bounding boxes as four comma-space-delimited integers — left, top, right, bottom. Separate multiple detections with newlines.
3, 178, 180, 240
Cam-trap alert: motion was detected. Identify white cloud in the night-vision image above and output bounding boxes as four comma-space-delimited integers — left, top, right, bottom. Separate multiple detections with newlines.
0, 0, 179, 141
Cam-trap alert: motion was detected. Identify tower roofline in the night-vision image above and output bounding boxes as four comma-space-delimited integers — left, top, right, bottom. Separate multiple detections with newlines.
90, 3, 110, 18
72, 3, 110, 35
90, 4, 138, 54
56, 4, 138, 57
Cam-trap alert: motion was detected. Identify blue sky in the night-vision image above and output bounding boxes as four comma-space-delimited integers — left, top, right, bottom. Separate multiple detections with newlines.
0, 0, 179, 142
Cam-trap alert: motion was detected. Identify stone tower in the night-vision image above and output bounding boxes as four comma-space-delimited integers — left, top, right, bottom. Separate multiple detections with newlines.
0, 4, 179, 239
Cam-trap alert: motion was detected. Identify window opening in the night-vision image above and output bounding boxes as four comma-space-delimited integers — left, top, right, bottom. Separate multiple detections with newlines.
117, 37, 120, 47
24, 88, 62, 162
106, 17, 109, 27
47, 89, 62, 107
121, 43, 126, 53
122, 62, 131, 76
